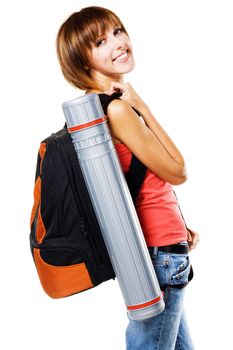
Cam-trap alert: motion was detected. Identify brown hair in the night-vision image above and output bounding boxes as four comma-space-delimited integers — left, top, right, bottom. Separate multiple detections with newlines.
56, 6, 129, 91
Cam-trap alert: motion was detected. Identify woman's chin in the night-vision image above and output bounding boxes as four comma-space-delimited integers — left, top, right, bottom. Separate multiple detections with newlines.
118, 61, 135, 74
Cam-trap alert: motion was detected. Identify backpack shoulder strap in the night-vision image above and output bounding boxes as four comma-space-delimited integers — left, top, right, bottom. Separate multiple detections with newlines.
98, 92, 141, 116
98, 92, 122, 114
98, 93, 147, 203
125, 155, 147, 203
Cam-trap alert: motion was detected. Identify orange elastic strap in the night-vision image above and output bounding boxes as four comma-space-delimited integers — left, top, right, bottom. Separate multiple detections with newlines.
127, 295, 163, 311
68, 116, 108, 133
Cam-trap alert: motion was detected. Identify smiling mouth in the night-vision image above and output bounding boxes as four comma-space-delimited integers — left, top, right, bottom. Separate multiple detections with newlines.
113, 49, 130, 62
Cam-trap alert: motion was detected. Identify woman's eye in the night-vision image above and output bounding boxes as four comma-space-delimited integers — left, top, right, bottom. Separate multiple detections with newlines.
114, 27, 122, 35
96, 28, 123, 46
96, 39, 105, 46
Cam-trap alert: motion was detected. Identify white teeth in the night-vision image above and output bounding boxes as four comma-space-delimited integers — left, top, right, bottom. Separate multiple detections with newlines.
115, 51, 128, 62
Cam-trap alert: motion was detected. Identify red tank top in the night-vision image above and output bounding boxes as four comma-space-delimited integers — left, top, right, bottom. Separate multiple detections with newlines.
115, 143, 188, 247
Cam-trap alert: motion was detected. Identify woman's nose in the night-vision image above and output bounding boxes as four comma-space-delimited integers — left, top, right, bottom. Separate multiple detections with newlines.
112, 35, 124, 49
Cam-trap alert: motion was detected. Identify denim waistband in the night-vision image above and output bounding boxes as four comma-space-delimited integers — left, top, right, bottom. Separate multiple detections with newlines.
148, 241, 189, 255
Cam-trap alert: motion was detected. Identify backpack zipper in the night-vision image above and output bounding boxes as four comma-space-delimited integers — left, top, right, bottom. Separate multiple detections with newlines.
30, 236, 98, 281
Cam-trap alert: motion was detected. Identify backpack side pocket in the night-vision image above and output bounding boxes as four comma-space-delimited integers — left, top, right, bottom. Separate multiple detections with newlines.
33, 247, 93, 298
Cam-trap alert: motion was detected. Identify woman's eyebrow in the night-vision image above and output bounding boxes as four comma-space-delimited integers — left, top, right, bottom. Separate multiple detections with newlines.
97, 24, 121, 38
96, 29, 106, 38
96, 23, 121, 39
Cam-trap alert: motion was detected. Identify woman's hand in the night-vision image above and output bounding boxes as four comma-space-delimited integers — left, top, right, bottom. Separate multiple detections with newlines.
187, 228, 200, 251
104, 81, 145, 111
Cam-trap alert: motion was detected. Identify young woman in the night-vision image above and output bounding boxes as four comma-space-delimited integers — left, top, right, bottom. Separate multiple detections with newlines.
56, 6, 199, 349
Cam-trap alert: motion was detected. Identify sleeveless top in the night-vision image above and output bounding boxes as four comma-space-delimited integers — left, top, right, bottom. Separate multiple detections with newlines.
98, 93, 188, 247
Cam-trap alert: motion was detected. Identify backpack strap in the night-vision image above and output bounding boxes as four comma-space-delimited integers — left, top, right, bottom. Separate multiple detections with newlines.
125, 155, 147, 203
98, 92, 141, 116
98, 92, 122, 114
98, 93, 147, 203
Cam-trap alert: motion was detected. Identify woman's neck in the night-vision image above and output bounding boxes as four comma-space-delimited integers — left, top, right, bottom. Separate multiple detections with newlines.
85, 72, 124, 95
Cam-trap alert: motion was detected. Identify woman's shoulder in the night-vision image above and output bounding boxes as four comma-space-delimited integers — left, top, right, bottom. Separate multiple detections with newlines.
106, 99, 141, 130
98, 93, 141, 117
98, 93, 142, 146
98, 92, 122, 115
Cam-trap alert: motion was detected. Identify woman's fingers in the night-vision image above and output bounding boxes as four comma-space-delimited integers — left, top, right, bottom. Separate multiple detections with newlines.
104, 82, 122, 93
105, 81, 144, 110
187, 229, 192, 242
187, 228, 200, 251
104, 82, 127, 96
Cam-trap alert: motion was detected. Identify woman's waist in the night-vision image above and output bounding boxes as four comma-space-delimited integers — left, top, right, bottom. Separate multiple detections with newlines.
136, 196, 182, 214
136, 204, 187, 234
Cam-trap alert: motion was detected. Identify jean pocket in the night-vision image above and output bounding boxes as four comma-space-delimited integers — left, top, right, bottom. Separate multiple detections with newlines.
169, 254, 191, 288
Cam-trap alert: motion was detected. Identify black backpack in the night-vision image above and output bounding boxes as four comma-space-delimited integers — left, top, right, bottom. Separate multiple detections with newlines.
29, 93, 147, 298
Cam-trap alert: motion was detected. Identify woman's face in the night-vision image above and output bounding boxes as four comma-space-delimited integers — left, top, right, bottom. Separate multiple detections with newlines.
88, 24, 135, 81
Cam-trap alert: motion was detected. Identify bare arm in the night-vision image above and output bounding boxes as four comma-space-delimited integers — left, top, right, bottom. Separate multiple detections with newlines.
107, 100, 187, 185
135, 102, 186, 167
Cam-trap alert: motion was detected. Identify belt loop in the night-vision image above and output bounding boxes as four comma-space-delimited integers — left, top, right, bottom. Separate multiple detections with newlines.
153, 247, 158, 256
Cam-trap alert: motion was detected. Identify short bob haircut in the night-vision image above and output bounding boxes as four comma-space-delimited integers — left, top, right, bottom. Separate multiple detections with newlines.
56, 6, 129, 91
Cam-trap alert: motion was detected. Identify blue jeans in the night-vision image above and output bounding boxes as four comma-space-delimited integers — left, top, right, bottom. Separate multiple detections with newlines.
125, 242, 194, 350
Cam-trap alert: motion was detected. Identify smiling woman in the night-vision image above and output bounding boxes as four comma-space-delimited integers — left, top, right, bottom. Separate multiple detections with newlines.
55, 5, 198, 350
56, 6, 132, 92
89, 24, 134, 87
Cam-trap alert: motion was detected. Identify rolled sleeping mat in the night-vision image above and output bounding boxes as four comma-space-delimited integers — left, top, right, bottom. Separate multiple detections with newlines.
62, 93, 165, 320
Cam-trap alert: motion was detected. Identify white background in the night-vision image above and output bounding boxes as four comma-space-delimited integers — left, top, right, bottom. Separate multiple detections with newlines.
1, 1, 232, 349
